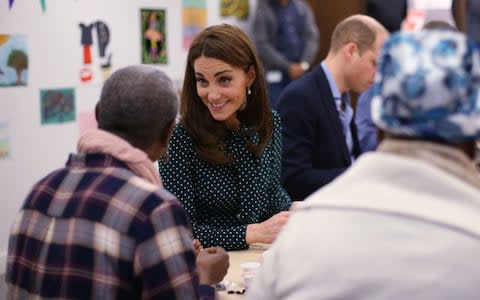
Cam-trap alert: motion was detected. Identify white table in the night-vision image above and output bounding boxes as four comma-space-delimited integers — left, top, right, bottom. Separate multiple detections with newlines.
217, 244, 268, 299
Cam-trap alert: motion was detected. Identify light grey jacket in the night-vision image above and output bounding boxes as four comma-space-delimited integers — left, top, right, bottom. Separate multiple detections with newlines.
252, 0, 319, 72
248, 140, 480, 300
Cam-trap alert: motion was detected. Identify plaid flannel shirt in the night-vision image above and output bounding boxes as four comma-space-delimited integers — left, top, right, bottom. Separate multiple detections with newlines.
6, 153, 214, 299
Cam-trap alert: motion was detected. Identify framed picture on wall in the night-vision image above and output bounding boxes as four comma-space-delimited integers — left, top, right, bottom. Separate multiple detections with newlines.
182, 0, 207, 50
0, 34, 28, 87
220, 0, 249, 20
40, 88, 76, 125
140, 8, 167, 64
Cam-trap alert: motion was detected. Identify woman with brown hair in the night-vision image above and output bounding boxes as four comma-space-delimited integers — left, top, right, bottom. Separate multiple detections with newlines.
159, 24, 291, 251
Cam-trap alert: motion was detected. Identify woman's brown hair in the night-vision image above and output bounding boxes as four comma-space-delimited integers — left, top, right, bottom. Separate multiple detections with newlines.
180, 23, 272, 165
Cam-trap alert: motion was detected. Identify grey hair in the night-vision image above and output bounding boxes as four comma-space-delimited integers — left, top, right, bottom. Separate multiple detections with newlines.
96, 65, 178, 150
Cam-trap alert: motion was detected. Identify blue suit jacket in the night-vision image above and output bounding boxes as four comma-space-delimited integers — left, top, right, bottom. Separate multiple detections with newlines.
277, 65, 361, 200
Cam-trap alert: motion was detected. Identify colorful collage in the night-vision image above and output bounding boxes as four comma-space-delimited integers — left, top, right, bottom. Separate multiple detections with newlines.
1, 2, 250, 160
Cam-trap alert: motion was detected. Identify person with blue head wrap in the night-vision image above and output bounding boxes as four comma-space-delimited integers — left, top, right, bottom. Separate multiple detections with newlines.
248, 30, 480, 300
372, 30, 480, 147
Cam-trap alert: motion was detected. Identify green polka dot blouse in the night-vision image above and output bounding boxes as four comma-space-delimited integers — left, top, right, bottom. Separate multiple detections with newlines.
158, 110, 292, 250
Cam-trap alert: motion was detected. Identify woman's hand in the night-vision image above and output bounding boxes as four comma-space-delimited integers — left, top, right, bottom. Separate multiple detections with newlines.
245, 211, 290, 244
289, 201, 303, 211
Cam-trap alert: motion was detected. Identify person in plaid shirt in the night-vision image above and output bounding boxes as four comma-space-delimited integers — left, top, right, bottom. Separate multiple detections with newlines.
6, 65, 229, 299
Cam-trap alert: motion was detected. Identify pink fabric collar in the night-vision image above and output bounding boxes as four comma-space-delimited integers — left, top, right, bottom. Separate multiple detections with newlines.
77, 129, 163, 187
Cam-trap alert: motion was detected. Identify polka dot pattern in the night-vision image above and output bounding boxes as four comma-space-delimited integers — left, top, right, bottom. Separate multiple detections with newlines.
158, 110, 291, 250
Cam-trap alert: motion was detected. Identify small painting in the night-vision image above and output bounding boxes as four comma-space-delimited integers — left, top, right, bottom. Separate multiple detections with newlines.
182, 0, 207, 49
0, 34, 28, 87
220, 0, 249, 20
141, 9, 167, 64
40, 88, 76, 125
78, 20, 112, 83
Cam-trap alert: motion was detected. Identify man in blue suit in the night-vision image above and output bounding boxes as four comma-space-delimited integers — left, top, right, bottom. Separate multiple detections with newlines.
277, 15, 388, 200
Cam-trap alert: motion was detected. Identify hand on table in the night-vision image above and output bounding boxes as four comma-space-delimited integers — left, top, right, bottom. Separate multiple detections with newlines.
289, 201, 303, 211
246, 211, 290, 244
196, 246, 230, 285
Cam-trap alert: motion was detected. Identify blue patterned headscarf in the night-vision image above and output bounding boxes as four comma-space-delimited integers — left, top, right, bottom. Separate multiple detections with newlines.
371, 30, 480, 143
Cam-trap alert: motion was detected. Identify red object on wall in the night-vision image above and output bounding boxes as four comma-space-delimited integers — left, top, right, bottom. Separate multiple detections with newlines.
80, 67, 93, 82
83, 45, 92, 64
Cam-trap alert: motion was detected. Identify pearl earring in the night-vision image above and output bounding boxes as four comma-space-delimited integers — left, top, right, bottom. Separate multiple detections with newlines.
247, 86, 252, 95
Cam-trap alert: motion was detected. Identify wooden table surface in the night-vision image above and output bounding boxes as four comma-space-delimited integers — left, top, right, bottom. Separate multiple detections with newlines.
217, 244, 269, 299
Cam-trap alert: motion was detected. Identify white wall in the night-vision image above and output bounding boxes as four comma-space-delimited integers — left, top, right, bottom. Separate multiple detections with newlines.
0, 0, 257, 274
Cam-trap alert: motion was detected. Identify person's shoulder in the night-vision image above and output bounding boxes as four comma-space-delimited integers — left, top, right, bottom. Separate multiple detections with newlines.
25, 167, 69, 205
121, 173, 163, 194
34, 167, 68, 186
127, 182, 190, 238
127, 176, 185, 215
153, 186, 179, 204
281, 67, 323, 98
151, 188, 186, 215
173, 122, 187, 135
296, 66, 323, 86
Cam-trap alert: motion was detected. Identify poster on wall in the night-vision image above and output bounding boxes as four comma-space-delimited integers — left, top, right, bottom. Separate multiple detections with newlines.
0, 122, 10, 159
141, 8, 167, 64
182, 0, 207, 50
78, 111, 97, 134
40, 88, 76, 125
220, 0, 249, 20
0, 34, 28, 87
78, 20, 112, 84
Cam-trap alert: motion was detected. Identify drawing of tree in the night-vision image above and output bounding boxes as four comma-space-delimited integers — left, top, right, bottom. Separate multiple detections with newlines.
7, 49, 28, 85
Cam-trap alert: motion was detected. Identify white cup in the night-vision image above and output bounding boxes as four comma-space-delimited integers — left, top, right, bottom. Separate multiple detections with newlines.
240, 261, 260, 289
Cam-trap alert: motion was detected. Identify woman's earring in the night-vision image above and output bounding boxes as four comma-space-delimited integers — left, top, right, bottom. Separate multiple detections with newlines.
247, 86, 252, 95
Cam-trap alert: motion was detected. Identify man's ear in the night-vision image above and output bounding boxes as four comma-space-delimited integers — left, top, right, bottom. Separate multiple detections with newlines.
344, 42, 358, 61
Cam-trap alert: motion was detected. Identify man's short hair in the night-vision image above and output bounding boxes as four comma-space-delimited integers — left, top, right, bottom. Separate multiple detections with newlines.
96, 65, 178, 150
331, 15, 384, 55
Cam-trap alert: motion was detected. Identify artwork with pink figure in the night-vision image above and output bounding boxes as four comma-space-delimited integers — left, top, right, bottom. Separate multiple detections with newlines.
141, 9, 167, 64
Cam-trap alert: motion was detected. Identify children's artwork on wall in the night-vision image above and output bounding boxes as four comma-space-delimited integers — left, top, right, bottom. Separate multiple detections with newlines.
0, 122, 10, 159
182, 0, 207, 50
0, 34, 28, 87
8, 0, 46, 12
78, 111, 97, 134
220, 0, 249, 20
40, 88, 76, 125
141, 8, 167, 64
78, 20, 112, 83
